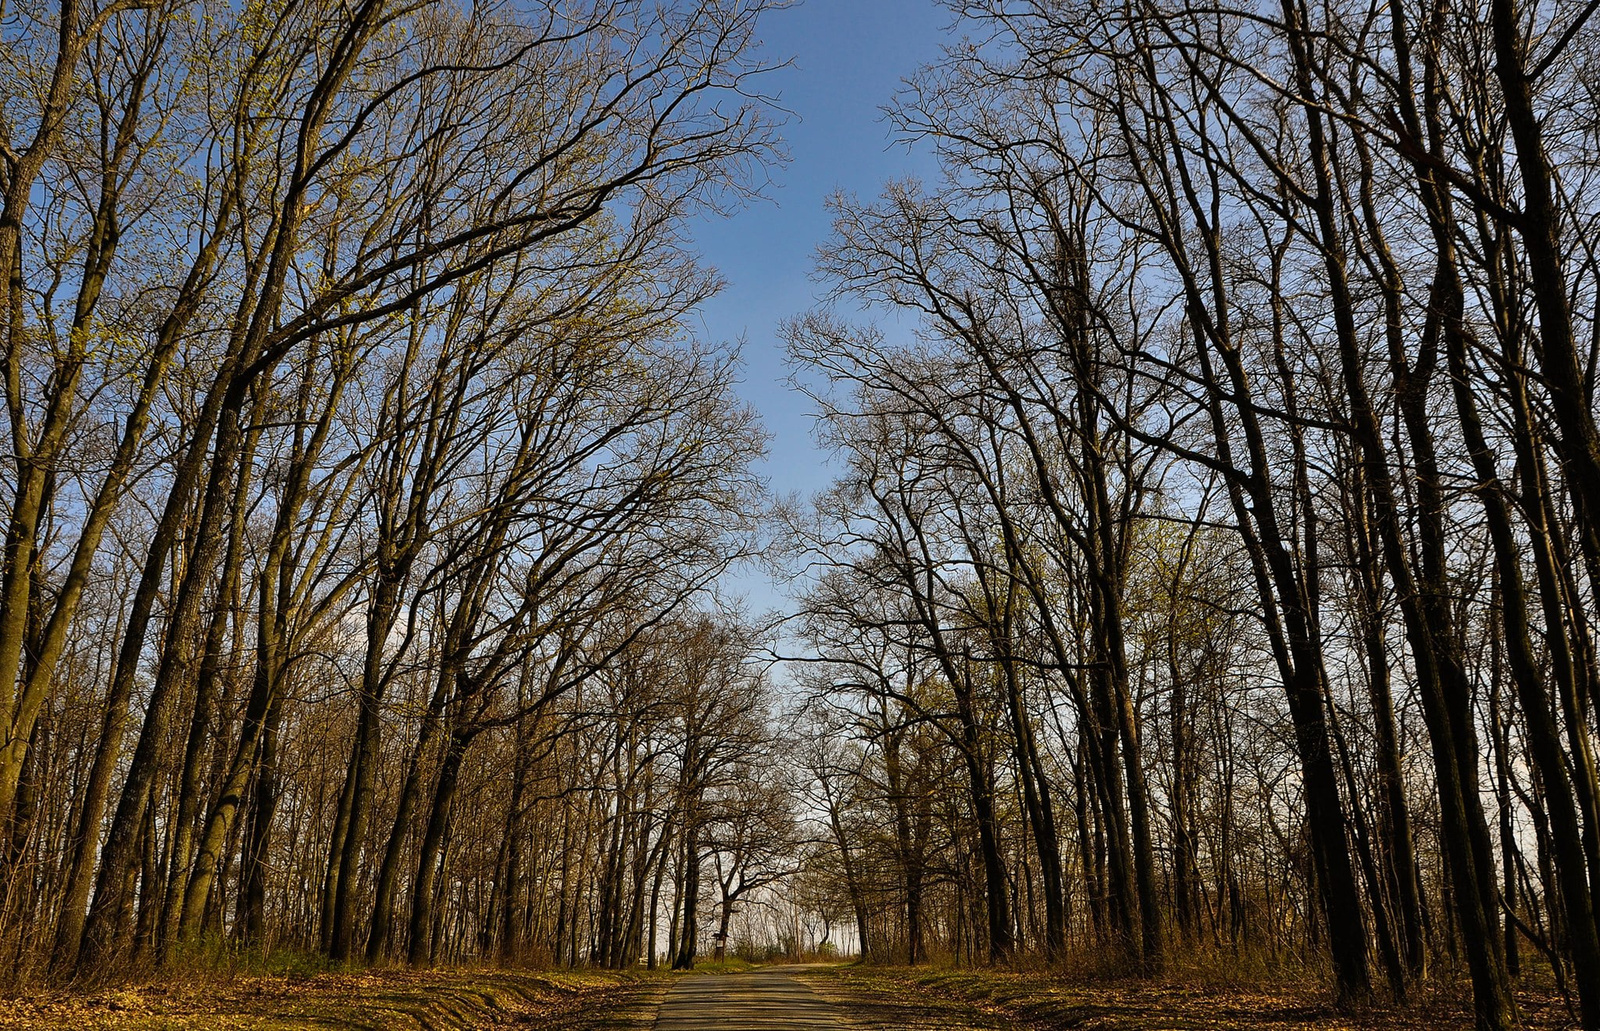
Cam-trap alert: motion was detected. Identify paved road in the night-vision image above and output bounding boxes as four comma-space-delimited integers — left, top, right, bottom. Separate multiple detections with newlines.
654, 967, 843, 1030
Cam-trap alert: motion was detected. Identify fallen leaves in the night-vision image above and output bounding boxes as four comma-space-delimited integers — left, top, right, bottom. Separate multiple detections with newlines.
0, 967, 670, 1031
796, 965, 1578, 1031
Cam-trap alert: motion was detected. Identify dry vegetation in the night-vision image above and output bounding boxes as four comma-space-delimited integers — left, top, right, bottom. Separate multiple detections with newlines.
0, 968, 667, 1031
799, 966, 1577, 1031
0, 961, 1582, 1030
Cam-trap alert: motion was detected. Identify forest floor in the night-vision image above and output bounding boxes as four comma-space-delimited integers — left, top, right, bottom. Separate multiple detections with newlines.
797, 965, 1577, 1030
0, 961, 1577, 1030
0, 967, 670, 1030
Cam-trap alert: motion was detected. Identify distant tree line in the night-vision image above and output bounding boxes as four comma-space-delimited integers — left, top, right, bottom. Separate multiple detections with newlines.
787, 1, 1600, 1028
0, 0, 794, 982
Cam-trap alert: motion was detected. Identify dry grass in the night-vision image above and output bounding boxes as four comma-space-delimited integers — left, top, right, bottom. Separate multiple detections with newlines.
0, 960, 1577, 1030
0, 967, 669, 1031
796, 964, 1580, 1031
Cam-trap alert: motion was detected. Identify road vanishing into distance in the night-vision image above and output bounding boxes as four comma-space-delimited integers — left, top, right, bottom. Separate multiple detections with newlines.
654, 967, 844, 1030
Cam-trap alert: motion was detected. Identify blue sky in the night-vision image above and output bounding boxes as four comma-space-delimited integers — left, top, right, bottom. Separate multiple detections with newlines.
688, 0, 950, 501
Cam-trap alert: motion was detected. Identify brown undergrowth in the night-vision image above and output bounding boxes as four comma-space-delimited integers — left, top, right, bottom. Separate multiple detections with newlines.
795, 963, 1578, 1031
0, 967, 669, 1031
0, 960, 1577, 1030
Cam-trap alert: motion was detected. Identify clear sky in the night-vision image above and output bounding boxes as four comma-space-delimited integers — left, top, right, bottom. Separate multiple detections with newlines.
686, 0, 951, 614
689, 0, 950, 497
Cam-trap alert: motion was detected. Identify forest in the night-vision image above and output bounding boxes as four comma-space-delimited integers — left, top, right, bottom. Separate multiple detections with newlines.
3, 1, 1600, 1030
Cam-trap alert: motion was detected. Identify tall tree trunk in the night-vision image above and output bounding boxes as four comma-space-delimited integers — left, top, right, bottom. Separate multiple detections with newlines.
407, 729, 470, 966
80, 391, 248, 970
238, 685, 287, 944
672, 823, 699, 970
330, 576, 403, 960
366, 665, 452, 964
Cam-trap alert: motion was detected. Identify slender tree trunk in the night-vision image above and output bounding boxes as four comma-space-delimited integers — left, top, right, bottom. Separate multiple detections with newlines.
238, 684, 288, 944
366, 665, 452, 963
407, 729, 470, 966
80, 391, 249, 970
330, 577, 402, 960
672, 823, 699, 970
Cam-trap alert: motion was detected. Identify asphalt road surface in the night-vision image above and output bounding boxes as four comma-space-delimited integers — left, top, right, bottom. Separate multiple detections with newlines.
654, 967, 843, 1030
